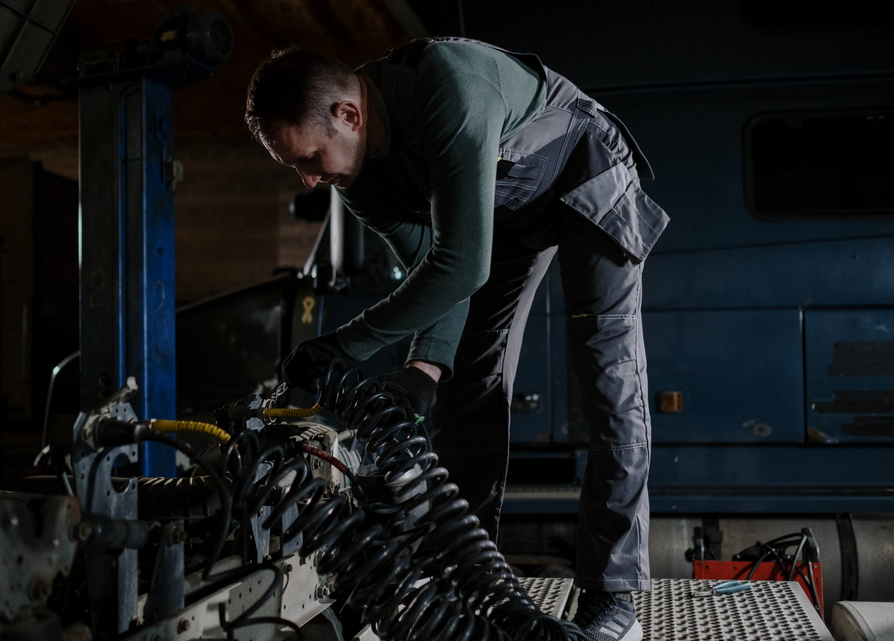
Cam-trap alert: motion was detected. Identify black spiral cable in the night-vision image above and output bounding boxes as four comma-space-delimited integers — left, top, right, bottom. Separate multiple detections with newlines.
739, 532, 822, 615
224, 361, 585, 641
142, 431, 232, 580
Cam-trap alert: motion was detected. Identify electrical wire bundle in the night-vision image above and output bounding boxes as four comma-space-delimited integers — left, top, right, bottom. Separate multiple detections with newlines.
209, 361, 585, 641
733, 528, 822, 615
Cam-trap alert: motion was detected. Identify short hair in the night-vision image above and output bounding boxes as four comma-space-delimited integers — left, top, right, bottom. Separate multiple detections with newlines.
245, 47, 359, 144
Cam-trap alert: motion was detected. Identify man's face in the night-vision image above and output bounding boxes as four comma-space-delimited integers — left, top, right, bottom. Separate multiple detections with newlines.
264, 108, 365, 190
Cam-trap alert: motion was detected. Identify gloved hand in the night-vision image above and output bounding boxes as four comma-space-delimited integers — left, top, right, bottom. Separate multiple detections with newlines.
281, 331, 355, 392
378, 366, 438, 419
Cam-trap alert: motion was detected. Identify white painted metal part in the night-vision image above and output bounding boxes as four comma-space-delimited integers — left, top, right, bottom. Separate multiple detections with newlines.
831, 601, 894, 641
123, 552, 332, 641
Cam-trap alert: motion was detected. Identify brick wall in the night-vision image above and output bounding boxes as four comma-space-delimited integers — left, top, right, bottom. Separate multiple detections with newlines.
17, 141, 324, 305
172, 141, 324, 304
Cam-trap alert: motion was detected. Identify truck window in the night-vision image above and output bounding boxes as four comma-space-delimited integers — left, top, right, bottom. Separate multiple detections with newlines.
744, 110, 894, 218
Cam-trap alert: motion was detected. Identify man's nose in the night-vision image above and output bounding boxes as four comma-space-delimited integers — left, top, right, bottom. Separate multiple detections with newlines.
297, 168, 321, 189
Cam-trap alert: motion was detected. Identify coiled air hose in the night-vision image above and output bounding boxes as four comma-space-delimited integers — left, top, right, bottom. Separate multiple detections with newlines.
224, 362, 584, 641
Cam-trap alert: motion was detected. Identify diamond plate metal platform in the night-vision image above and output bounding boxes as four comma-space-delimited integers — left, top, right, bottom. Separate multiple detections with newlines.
633, 579, 833, 641
354, 577, 833, 640
519, 577, 576, 618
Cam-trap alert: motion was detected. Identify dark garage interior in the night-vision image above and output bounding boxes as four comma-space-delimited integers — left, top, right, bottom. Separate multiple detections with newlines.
1, 1, 893, 640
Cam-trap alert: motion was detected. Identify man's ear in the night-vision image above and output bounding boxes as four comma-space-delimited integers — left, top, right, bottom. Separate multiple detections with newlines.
333, 100, 363, 132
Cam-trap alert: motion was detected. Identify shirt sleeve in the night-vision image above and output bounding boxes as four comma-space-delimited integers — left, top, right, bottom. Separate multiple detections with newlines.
335, 54, 508, 372
340, 200, 470, 378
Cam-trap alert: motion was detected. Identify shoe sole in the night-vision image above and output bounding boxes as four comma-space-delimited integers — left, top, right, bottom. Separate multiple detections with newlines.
619, 619, 643, 641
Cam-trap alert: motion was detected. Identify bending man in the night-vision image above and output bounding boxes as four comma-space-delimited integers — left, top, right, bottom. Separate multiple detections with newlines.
246, 37, 668, 641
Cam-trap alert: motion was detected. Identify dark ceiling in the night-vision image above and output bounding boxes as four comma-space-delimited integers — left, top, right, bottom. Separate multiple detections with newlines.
0, 0, 467, 153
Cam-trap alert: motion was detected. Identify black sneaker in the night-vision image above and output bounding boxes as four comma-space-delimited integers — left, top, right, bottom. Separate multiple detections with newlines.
572, 590, 643, 641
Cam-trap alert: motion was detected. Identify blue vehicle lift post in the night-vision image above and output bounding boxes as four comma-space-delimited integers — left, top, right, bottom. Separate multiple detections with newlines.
77, 10, 232, 477
79, 77, 178, 477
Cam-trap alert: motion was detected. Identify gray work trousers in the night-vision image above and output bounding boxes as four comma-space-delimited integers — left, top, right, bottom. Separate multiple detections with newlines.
430, 190, 652, 593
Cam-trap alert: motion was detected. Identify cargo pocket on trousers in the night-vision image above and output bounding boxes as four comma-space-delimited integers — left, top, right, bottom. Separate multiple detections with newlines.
560, 162, 669, 263
598, 185, 669, 263
494, 150, 548, 211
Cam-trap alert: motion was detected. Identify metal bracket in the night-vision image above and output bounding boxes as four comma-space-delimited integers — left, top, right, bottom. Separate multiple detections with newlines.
72, 383, 140, 635
247, 464, 272, 565
143, 521, 186, 624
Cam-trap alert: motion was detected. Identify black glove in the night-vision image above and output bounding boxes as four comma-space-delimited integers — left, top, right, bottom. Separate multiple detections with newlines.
281, 331, 355, 392
378, 366, 438, 418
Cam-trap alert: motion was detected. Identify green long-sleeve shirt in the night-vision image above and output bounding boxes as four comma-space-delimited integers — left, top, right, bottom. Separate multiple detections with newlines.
335, 41, 546, 378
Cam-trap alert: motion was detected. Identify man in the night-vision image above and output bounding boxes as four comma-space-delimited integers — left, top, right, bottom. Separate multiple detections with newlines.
246, 37, 668, 641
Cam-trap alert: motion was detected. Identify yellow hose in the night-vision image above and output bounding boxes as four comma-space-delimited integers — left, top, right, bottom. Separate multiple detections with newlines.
151, 419, 232, 444
263, 403, 324, 419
